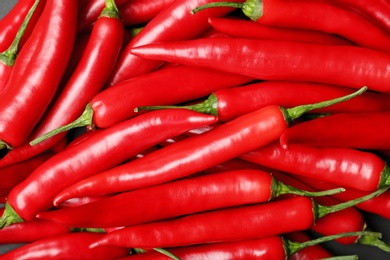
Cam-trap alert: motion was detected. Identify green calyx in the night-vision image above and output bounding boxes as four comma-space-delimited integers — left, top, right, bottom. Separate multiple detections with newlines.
271, 178, 345, 198
134, 93, 219, 116
283, 86, 367, 126
191, 0, 263, 21
0, 201, 24, 229
379, 163, 390, 188
0, 0, 40, 66
0, 139, 12, 150
29, 103, 94, 146
358, 227, 390, 252
100, 0, 121, 19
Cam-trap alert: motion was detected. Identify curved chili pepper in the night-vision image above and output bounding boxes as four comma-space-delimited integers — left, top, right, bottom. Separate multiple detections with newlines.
280, 111, 390, 150
77, 0, 128, 33
0, 152, 53, 197
53, 88, 365, 204
0, 109, 218, 227
208, 17, 353, 45
0, 0, 77, 149
117, 233, 371, 260
137, 81, 390, 122
192, 0, 390, 52
107, 0, 245, 86
130, 37, 390, 93
0, 219, 72, 245
298, 176, 390, 220
36, 169, 343, 228
0, 232, 130, 259
0, 0, 44, 52
89, 191, 386, 249
30, 64, 251, 140
119, 0, 175, 26
241, 141, 390, 192
0, 0, 41, 91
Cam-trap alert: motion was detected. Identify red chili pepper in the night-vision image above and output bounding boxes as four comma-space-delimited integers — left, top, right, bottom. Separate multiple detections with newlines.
106, 0, 245, 86
280, 111, 390, 150
0, 0, 41, 91
137, 81, 390, 122
36, 169, 343, 228
0, 232, 130, 259
119, 0, 175, 27
0, 109, 217, 227
77, 0, 129, 33
130, 37, 390, 93
0, 219, 72, 245
241, 141, 390, 192
297, 175, 390, 220
0, 0, 44, 52
52, 88, 365, 204
117, 233, 368, 260
0, 152, 53, 197
208, 17, 353, 45
88, 191, 385, 249
192, 0, 390, 52
0, 0, 77, 149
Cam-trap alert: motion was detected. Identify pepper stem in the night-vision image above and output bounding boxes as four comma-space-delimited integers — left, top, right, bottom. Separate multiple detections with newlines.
191, 0, 263, 21
29, 103, 94, 146
153, 248, 181, 260
358, 228, 390, 252
100, 0, 121, 19
135, 93, 219, 116
0, 140, 12, 150
286, 231, 382, 256
315, 187, 388, 219
272, 178, 345, 198
0, 0, 40, 66
283, 86, 367, 126
0, 201, 24, 229
321, 256, 358, 260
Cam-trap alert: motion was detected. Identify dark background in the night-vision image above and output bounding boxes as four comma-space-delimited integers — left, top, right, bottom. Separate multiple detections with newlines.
1, 0, 390, 258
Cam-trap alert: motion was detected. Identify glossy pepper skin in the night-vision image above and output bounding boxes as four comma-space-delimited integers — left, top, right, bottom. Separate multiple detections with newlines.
0, 109, 218, 226
280, 111, 390, 150
240, 141, 390, 191
0, 232, 130, 260
130, 37, 390, 92
53, 88, 366, 203
37, 169, 339, 228
0, 0, 77, 149
106, 0, 245, 86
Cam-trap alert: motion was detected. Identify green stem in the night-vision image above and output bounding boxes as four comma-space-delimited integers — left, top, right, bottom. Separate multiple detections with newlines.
283, 86, 367, 126
272, 178, 345, 198
191, 0, 263, 21
135, 93, 219, 116
315, 187, 388, 219
379, 164, 390, 188
358, 227, 390, 253
321, 256, 359, 260
100, 0, 121, 19
0, 0, 40, 66
0, 140, 12, 150
0, 201, 24, 228
29, 103, 94, 146
286, 231, 382, 256
153, 248, 181, 260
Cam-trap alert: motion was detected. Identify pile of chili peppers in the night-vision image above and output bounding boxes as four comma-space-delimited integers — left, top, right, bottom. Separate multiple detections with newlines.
2, 0, 390, 259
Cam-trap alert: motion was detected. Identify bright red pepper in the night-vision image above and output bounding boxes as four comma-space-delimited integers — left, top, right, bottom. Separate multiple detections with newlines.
0, 0, 77, 149
241, 141, 390, 192
0, 0, 45, 52
138, 81, 390, 122
89, 192, 385, 249
0, 109, 217, 227
106, 0, 245, 86
208, 17, 353, 45
52, 89, 365, 204
119, 0, 175, 26
0, 0, 41, 91
280, 111, 390, 150
36, 169, 342, 228
193, 0, 390, 52
130, 37, 390, 93
0, 232, 130, 259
